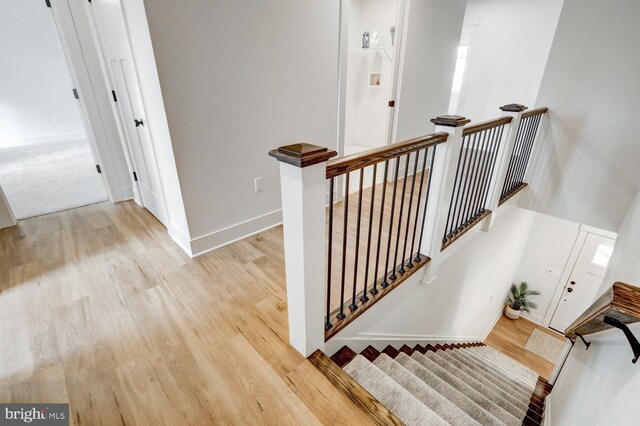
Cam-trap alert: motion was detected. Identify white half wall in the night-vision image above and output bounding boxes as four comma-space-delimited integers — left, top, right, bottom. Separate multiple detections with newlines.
524, 0, 640, 232
327, 205, 536, 354
0, 0, 85, 148
454, 0, 563, 121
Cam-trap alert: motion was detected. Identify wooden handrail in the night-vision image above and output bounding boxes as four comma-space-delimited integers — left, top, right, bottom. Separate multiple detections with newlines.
462, 116, 512, 137
325, 132, 448, 179
565, 282, 640, 339
521, 107, 549, 119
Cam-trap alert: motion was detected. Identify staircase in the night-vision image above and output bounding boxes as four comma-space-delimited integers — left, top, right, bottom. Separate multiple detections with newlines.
324, 342, 552, 426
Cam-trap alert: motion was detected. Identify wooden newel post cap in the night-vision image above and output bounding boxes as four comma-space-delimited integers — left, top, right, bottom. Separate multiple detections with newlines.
269, 143, 337, 168
499, 103, 528, 112
430, 115, 470, 127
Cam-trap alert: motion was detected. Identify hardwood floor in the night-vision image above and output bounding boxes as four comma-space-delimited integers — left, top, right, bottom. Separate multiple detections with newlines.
484, 315, 566, 380
0, 201, 374, 425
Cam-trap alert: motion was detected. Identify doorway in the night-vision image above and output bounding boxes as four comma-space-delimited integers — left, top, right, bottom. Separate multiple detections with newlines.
342, 0, 404, 156
549, 232, 616, 333
0, 0, 107, 220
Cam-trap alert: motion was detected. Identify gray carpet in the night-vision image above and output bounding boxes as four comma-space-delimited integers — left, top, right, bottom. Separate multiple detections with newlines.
344, 345, 538, 425
0, 139, 108, 219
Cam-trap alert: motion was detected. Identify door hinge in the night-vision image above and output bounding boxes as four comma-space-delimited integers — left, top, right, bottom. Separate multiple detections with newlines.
73, 88, 80, 99
133, 172, 138, 182
96, 165, 102, 174
45, 0, 51, 7
388, 100, 395, 107
111, 90, 118, 102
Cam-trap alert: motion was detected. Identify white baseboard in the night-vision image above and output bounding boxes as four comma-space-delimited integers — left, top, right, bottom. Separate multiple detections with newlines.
169, 223, 193, 257
189, 209, 283, 258
0, 132, 86, 149
482, 307, 506, 341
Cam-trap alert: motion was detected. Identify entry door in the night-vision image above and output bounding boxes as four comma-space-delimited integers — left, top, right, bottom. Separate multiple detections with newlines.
549, 233, 615, 333
88, 0, 166, 225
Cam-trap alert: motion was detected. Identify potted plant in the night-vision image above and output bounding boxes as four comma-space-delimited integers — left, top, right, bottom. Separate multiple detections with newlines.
505, 282, 541, 320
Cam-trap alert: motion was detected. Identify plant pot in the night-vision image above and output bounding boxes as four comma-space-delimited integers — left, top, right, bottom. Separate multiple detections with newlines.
504, 305, 521, 320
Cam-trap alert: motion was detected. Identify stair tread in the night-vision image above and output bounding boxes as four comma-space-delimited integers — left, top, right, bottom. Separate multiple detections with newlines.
344, 355, 449, 426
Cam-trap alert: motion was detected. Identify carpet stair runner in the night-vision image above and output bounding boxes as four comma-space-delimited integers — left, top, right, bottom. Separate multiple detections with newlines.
328, 342, 552, 426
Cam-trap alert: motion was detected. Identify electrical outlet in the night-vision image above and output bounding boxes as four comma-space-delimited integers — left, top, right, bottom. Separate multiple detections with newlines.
254, 177, 263, 193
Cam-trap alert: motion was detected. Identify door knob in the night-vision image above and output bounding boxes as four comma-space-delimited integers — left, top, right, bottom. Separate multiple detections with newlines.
570, 281, 576, 285
134, 118, 144, 127
567, 287, 574, 293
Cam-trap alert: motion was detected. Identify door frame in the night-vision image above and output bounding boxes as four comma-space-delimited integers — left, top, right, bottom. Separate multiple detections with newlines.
541, 224, 617, 328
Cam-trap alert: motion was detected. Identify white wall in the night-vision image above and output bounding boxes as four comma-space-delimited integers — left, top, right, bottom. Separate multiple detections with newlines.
524, 0, 640, 233
328, 205, 536, 353
394, 0, 466, 141
454, 0, 563, 121
0, 0, 85, 148
549, 191, 640, 425
143, 0, 341, 255
513, 212, 580, 324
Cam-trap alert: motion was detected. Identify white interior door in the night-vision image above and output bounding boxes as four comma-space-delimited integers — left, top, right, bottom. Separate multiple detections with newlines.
88, 0, 166, 225
549, 233, 616, 333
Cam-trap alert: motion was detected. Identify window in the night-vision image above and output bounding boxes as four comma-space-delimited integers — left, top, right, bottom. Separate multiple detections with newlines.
591, 244, 613, 268
450, 46, 469, 95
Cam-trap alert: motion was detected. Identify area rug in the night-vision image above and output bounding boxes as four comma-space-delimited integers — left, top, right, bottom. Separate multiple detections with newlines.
524, 328, 565, 364
0, 139, 108, 219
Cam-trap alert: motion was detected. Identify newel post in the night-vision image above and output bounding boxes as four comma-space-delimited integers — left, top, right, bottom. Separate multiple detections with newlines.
268, 143, 337, 356
483, 103, 527, 231
421, 115, 469, 279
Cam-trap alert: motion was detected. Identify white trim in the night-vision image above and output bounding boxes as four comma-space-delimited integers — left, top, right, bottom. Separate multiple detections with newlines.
544, 393, 552, 425
189, 209, 283, 258
579, 223, 617, 240
0, 132, 86, 148
0, 185, 17, 229
548, 340, 573, 386
168, 223, 193, 257
482, 308, 505, 341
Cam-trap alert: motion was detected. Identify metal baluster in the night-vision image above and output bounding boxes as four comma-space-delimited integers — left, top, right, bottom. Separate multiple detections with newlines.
325, 178, 335, 330
454, 133, 479, 232
416, 146, 437, 260
408, 148, 429, 268
349, 169, 365, 311
444, 136, 470, 242
508, 116, 534, 193
401, 150, 421, 270
480, 125, 505, 209
361, 163, 377, 303
337, 173, 350, 320
371, 161, 389, 295
501, 117, 528, 196
391, 154, 411, 279
471, 127, 495, 217
517, 114, 542, 185
463, 129, 489, 222
383, 158, 401, 286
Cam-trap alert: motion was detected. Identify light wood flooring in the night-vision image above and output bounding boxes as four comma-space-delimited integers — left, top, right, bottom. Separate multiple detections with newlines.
0, 201, 374, 425
485, 315, 566, 380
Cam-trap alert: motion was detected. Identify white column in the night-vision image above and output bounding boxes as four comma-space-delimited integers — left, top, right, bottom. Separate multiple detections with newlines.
269, 143, 336, 357
483, 104, 527, 231
420, 115, 469, 280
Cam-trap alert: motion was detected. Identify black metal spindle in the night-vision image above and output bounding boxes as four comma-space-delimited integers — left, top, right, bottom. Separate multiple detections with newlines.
401, 150, 421, 270
471, 127, 494, 217
443, 140, 468, 243
371, 161, 389, 295
383, 158, 401, 286
480, 125, 505, 208
325, 178, 335, 330
501, 116, 527, 197
416, 146, 437, 260
509, 116, 533, 190
517, 114, 541, 185
463, 130, 487, 223
361, 163, 377, 303
337, 173, 350, 320
349, 170, 365, 311
408, 148, 430, 267
454, 133, 479, 232
392, 154, 411, 278
443, 136, 469, 242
